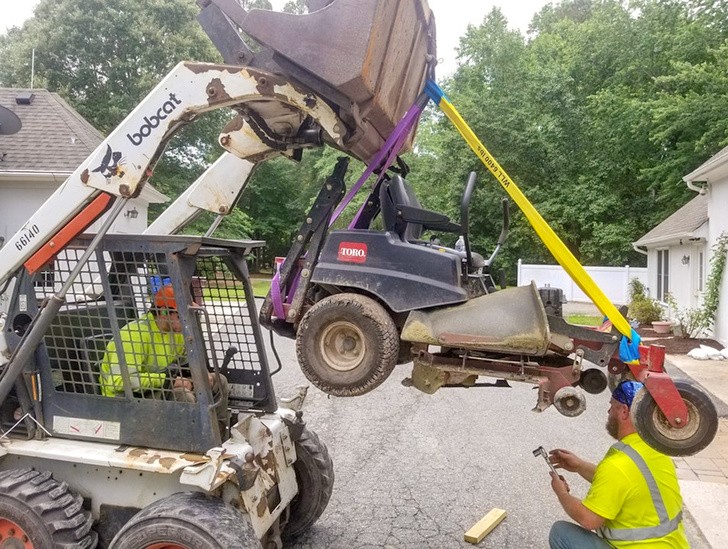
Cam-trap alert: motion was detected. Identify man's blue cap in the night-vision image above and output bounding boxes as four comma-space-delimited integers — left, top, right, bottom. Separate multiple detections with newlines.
612, 380, 644, 408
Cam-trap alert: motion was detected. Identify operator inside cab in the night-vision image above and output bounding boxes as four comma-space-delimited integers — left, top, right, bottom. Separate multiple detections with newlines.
99, 284, 196, 399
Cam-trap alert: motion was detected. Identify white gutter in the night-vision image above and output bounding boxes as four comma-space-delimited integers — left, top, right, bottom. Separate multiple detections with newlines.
0, 171, 71, 183
685, 179, 708, 195
632, 244, 648, 256
0, 171, 168, 203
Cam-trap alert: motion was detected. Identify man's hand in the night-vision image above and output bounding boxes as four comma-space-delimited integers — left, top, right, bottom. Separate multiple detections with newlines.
550, 471, 570, 496
550, 448, 597, 483
173, 377, 193, 391
550, 449, 582, 472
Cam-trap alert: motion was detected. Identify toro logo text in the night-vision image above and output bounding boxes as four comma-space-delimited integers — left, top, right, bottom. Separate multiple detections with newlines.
337, 242, 368, 264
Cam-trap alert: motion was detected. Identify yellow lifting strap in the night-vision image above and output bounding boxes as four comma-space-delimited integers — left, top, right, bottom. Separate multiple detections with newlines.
424, 80, 632, 339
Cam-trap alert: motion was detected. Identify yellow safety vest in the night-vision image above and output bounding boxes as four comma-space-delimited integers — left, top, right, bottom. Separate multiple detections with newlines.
583, 433, 688, 548
99, 312, 186, 397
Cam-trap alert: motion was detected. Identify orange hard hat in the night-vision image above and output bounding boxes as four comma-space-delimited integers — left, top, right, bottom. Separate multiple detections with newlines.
154, 284, 177, 310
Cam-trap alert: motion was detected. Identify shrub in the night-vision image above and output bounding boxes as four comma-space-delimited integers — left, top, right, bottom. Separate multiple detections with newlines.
627, 277, 664, 325
628, 278, 648, 302
629, 298, 665, 324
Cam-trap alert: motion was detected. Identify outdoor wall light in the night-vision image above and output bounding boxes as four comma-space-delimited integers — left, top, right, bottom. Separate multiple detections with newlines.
681, 255, 690, 265
124, 207, 139, 219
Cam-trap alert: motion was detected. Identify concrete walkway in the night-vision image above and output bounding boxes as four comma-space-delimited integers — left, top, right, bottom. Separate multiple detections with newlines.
666, 355, 728, 549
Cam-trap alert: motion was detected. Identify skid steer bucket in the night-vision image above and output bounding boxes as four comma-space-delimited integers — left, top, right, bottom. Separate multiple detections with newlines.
401, 283, 551, 355
201, 0, 436, 163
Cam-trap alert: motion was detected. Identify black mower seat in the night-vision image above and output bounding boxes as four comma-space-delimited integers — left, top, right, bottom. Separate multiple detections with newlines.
379, 175, 461, 241
379, 175, 486, 269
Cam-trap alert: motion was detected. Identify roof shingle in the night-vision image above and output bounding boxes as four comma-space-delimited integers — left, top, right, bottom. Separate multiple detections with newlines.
633, 194, 708, 246
0, 88, 103, 173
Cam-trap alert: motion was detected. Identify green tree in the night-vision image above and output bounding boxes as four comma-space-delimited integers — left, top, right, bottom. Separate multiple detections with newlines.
411, 0, 728, 278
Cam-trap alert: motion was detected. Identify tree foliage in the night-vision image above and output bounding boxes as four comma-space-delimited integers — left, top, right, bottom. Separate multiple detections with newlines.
408, 0, 728, 281
2, 0, 727, 279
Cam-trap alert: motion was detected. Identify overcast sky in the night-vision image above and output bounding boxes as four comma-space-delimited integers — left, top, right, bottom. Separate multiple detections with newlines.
0, 0, 553, 76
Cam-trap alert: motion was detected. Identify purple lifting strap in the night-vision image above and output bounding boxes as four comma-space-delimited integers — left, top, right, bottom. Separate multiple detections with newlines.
270, 95, 429, 320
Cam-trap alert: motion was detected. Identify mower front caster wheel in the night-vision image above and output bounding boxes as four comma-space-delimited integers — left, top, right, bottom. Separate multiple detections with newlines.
631, 380, 718, 457
296, 293, 399, 396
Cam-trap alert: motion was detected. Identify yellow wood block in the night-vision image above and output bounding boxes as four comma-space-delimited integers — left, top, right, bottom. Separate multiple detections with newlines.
464, 508, 507, 544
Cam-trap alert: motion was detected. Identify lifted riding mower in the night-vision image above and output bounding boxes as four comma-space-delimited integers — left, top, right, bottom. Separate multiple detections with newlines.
261, 158, 718, 458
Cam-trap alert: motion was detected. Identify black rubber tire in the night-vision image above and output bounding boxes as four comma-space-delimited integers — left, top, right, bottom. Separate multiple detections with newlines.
284, 427, 335, 540
631, 380, 719, 457
109, 492, 261, 549
0, 468, 97, 548
296, 293, 399, 396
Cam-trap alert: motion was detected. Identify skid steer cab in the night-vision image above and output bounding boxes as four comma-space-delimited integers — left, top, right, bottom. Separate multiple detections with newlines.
262, 159, 718, 458
0, 235, 333, 548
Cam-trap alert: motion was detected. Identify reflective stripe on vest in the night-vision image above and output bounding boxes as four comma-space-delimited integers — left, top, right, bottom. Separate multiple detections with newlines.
599, 442, 683, 542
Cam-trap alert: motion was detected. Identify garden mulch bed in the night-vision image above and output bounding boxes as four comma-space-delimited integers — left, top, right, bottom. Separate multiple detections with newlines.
634, 326, 724, 355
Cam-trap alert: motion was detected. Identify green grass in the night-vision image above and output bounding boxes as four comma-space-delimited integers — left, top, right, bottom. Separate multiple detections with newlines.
251, 278, 271, 298
202, 278, 271, 301
202, 287, 246, 300
566, 314, 604, 327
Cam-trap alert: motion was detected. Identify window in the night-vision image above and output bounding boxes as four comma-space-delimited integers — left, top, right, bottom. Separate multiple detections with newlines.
656, 249, 669, 302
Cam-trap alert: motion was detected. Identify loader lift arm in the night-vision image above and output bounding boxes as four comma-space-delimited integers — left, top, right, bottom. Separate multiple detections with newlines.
0, 62, 345, 288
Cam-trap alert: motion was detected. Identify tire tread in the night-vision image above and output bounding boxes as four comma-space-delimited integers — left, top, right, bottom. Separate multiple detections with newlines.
0, 468, 97, 548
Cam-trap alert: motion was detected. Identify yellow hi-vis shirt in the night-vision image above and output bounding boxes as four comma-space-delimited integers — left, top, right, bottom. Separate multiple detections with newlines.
582, 433, 688, 548
100, 312, 186, 397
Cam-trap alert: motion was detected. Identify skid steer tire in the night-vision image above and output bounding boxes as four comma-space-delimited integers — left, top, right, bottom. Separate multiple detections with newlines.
297, 293, 398, 396
631, 380, 718, 457
0, 468, 97, 549
284, 427, 335, 540
109, 492, 261, 549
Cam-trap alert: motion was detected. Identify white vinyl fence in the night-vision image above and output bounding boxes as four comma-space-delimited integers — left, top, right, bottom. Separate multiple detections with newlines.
516, 260, 647, 305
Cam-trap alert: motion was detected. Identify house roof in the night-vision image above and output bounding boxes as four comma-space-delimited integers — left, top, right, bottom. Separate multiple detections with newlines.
683, 144, 728, 183
0, 88, 168, 204
633, 194, 708, 247
0, 88, 104, 173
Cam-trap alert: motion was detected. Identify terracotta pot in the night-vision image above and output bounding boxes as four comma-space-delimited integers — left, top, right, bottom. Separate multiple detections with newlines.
651, 321, 673, 334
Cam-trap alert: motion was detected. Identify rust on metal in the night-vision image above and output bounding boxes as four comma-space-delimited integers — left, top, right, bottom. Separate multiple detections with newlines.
158, 457, 176, 469
409, 349, 579, 408
80, 168, 90, 184
206, 78, 232, 106
246, 69, 287, 96
180, 453, 208, 463
222, 115, 245, 133
183, 62, 241, 75
256, 496, 268, 518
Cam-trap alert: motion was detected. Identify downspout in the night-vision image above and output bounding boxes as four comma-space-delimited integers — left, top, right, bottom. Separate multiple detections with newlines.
684, 178, 708, 195
633, 244, 647, 256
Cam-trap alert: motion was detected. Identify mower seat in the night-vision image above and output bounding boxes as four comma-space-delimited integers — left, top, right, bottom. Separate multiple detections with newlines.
379, 176, 485, 269
380, 175, 461, 241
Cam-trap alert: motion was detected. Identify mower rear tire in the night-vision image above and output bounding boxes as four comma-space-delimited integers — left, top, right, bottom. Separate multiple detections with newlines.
297, 293, 398, 396
284, 427, 335, 540
109, 492, 260, 549
0, 468, 97, 549
631, 380, 718, 457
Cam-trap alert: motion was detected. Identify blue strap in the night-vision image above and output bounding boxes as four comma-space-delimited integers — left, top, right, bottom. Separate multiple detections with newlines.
619, 328, 641, 363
